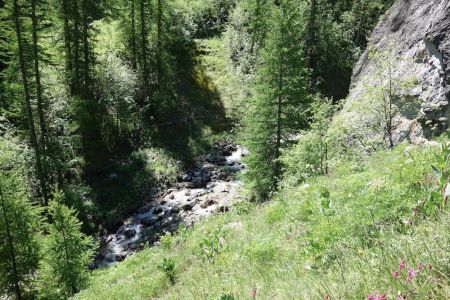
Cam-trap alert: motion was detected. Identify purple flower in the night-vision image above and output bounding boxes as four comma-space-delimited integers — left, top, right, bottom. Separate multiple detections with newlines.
407, 268, 416, 282
399, 260, 406, 270
391, 271, 400, 279
417, 263, 425, 271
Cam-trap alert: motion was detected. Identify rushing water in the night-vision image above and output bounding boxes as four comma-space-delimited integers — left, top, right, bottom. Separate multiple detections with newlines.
94, 144, 247, 268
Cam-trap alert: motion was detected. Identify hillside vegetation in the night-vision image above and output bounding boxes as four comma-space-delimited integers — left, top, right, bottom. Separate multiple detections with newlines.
1, 0, 449, 299
76, 141, 450, 299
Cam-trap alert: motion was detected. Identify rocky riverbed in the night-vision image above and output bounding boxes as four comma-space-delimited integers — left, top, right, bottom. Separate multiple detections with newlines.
94, 142, 247, 268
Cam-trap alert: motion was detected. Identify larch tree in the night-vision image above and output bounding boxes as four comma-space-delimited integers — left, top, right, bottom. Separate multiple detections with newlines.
243, 0, 310, 200
37, 191, 95, 299
11, 0, 50, 205
0, 139, 42, 300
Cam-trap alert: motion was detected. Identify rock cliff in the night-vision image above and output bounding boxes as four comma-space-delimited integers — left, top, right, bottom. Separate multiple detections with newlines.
340, 0, 450, 146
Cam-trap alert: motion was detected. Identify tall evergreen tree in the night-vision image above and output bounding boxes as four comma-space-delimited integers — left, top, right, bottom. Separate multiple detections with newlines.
37, 191, 95, 299
243, 0, 310, 200
11, 0, 50, 205
0, 139, 42, 300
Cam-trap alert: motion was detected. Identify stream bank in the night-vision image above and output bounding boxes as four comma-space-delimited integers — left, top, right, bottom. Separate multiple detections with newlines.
94, 142, 247, 268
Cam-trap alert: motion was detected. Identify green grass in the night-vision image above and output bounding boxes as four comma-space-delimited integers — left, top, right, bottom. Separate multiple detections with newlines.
75, 142, 450, 299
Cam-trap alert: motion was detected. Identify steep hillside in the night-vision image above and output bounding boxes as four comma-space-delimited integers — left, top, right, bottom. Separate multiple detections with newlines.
336, 0, 450, 148
75, 141, 450, 299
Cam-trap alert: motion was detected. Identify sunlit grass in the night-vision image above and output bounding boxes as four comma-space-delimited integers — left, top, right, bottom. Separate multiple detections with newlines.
75, 142, 449, 300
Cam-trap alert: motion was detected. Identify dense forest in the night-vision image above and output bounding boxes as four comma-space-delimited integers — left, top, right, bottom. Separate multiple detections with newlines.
1, 0, 449, 299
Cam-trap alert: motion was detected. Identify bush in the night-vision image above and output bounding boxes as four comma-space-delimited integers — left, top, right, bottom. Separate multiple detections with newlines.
158, 258, 176, 285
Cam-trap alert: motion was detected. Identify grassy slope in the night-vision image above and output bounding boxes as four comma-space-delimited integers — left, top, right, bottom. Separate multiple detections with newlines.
75, 141, 450, 299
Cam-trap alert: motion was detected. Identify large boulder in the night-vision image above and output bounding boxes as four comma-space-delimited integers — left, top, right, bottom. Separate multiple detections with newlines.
338, 0, 450, 146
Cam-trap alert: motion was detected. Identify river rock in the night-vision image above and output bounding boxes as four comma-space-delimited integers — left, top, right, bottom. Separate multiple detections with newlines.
124, 228, 136, 238
206, 155, 226, 164
183, 203, 193, 211
153, 207, 163, 214
139, 215, 158, 227
201, 199, 216, 209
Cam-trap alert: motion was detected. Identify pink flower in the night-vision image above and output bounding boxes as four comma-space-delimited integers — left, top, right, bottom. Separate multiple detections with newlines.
252, 288, 257, 299
399, 260, 406, 270
391, 271, 400, 279
367, 293, 387, 300
417, 263, 425, 271
407, 268, 416, 282
396, 296, 406, 300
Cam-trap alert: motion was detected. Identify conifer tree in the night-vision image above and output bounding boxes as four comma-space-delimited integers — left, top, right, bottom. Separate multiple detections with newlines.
0, 139, 42, 300
37, 191, 95, 299
243, 0, 310, 200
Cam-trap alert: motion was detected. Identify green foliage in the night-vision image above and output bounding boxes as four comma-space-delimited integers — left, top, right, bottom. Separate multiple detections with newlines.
157, 257, 176, 285
199, 227, 224, 263
242, 0, 311, 200
0, 138, 42, 299
282, 98, 336, 184
331, 48, 418, 153
74, 141, 450, 300
159, 232, 173, 249
218, 294, 235, 300
422, 137, 450, 215
37, 191, 96, 299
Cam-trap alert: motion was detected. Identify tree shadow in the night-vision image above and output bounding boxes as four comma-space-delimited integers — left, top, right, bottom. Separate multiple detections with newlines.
149, 43, 232, 166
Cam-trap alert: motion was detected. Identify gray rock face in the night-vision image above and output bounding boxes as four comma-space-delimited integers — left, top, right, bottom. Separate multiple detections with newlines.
344, 0, 450, 144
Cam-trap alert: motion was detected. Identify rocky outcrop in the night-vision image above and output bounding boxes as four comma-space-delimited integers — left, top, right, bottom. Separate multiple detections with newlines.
342, 0, 450, 145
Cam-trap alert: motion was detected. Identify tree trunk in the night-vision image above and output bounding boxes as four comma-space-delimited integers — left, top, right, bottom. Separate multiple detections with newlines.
275, 54, 283, 181
156, 0, 162, 84
139, 0, 149, 90
13, 0, 48, 206
31, 0, 48, 148
73, 0, 81, 95
82, 0, 90, 98
250, 0, 261, 54
62, 0, 75, 95
307, 0, 317, 90
131, 0, 137, 69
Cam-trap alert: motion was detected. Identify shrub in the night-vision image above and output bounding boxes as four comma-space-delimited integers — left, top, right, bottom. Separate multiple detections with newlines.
158, 257, 176, 285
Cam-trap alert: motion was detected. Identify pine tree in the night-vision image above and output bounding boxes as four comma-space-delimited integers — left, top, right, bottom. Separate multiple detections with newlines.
0, 138, 42, 300
37, 191, 95, 299
11, 0, 50, 205
243, 0, 310, 200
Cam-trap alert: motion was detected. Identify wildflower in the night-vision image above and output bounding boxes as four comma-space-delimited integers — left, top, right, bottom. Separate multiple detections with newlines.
396, 296, 406, 300
252, 288, 257, 299
399, 260, 406, 270
417, 263, 425, 271
391, 271, 400, 279
367, 293, 387, 300
429, 264, 433, 270
407, 268, 416, 282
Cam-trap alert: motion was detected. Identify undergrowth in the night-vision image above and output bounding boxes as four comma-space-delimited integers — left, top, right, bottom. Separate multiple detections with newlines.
75, 141, 450, 299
